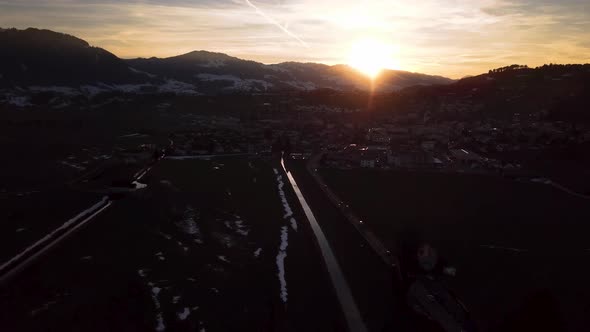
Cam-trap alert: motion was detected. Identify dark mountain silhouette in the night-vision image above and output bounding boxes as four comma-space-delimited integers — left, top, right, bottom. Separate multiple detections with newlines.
0, 28, 452, 95
0, 28, 146, 86
128, 51, 453, 93
395, 64, 590, 122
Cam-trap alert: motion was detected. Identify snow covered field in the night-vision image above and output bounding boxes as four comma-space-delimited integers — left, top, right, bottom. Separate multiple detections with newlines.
0, 157, 340, 331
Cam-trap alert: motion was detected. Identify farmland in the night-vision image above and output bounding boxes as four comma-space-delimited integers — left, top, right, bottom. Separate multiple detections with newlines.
320, 168, 590, 331
0, 157, 341, 331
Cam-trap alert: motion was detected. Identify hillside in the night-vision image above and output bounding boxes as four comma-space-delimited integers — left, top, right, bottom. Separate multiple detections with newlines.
0, 27, 452, 105
0, 28, 145, 86
394, 64, 590, 122
127, 51, 453, 94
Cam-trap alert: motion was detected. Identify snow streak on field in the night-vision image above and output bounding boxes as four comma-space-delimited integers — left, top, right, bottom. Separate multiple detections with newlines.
176, 206, 203, 244
273, 168, 297, 303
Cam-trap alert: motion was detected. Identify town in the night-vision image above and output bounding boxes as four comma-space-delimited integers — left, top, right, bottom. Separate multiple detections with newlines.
156, 100, 590, 187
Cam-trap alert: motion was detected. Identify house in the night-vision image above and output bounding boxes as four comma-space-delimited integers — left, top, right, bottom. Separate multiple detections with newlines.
367, 128, 390, 144
450, 149, 482, 166
360, 158, 376, 168
421, 140, 436, 151
358, 149, 380, 168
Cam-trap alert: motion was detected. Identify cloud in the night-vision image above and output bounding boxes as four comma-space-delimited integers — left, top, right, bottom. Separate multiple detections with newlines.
0, 0, 588, 78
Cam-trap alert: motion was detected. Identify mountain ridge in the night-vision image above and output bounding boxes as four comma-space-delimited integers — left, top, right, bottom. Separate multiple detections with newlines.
0, 27, 453, 95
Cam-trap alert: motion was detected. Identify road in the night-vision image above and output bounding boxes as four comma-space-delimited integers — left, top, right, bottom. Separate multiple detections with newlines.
280, 156, 367, 332
0, 149, 169, 285
306, 153, 399, 272
0, 156, 345, 331
0, 197, 111, 284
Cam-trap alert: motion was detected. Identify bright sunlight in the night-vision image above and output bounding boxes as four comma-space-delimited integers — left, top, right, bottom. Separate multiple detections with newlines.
348, 39, 397, 79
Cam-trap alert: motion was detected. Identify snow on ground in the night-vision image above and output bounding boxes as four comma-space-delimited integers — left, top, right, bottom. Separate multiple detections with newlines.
273, 167, 298, 303
80, 85, 110, 97
129, 67, 157, 78
235, 78, 273, 91
119, 133, 143, 138
198, 59, 226, 68
159, 80, 199, 95
157, 102, 171, 109
223, 215, 249, 236
9, 79, 199, 99
112, 84, 151, 93
196, 73, 242, 82
212, 232, 234, 248
132, 180, 148, 189
480, 245, 528, 253
267, 64, 289, 73
195, 73, 274, 91
6, 95, 32, 107
289, 217, 298, 232
531, 178, 552, 185
176, 206, 203, 243
274, 169, 298, 231
132, 181, 148, 189
286, 80, 317, 91
60, 161, 86, 171
159, 232, 173, 240
217, 255, 230, 263
149, 285, 166, 332
276, 225, 289, 303
254, 248, 262, 258
30, 300, 59, 316
177, 307, 191, 320
51, 100, 72, 109
28, 86, 79, 96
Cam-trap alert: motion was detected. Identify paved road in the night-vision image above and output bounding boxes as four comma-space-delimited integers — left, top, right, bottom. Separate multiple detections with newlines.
0, 197, 111, 284
306, 153, 399, 273
280, 156, 367, 332
548, 180, 590, 200
0, 150, 170, 285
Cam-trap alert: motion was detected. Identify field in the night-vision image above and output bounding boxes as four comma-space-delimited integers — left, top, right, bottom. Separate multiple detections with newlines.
285, 161, 401, 332
320, 168, 590, 331
0, 157, 341, 331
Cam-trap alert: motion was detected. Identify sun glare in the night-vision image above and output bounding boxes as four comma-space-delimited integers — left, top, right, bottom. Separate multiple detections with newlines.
348, 39, 396, 79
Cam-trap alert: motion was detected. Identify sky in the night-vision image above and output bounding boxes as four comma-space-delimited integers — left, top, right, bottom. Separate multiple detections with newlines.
1, 0, 589, 78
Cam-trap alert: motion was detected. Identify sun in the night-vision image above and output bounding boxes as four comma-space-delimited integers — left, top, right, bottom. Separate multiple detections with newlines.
348, 39, 396, 79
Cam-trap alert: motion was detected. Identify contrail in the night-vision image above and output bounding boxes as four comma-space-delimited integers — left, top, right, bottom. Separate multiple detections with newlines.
244, 0, 309, 48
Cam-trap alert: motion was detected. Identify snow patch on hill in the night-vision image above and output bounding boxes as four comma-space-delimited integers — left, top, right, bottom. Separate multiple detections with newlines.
286, 80, 317, 90
6, 95, 32, 107
29, 86, 79, 96
129, 67, 157, 78
198, 59, 226, 68
196, 73, 274, 91
158, 80, 199, 95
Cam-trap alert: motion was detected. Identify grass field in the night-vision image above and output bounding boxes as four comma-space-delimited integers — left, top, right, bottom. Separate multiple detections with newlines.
0, 157, 340, 331
321, 168, 590, 331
